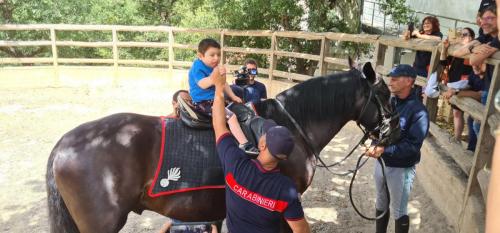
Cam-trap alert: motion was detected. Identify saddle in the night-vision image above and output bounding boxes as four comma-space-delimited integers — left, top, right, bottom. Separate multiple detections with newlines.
177, 95, 265, 148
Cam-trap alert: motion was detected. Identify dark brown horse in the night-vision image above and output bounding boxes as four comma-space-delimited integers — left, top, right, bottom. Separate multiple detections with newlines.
46, 62, 400, 233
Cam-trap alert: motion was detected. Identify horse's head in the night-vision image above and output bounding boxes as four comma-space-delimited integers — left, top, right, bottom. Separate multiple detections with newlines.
349, 58, 401, 146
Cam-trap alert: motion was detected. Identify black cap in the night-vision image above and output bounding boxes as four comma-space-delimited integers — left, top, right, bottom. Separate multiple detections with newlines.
479, 0, 496, 13
388, 64, 417, 79
262, 119, 295, 160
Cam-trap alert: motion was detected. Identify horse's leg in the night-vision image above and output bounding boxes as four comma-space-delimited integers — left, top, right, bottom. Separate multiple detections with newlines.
47, 149, 80, 233
53, 154, 139, 233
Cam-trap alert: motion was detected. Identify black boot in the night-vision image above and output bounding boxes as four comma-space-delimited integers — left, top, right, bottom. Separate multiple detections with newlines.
376, 209, 390, 233
395, 215, 410, 233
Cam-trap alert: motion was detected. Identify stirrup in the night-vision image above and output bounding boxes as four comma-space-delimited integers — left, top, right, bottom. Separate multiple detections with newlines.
177, 95, 198, 120
177, 95, 212, 129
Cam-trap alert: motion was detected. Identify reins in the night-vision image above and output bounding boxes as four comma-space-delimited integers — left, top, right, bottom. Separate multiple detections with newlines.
272, 81, 392, 220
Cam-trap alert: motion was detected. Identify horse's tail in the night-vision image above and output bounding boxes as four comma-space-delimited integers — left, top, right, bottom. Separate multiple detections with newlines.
46, 147, 80, 233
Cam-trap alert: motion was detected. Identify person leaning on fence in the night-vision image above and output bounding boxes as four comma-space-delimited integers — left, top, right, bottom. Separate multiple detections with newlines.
444, 71, 485, 151
478, 0, 497, 37
211, 65, 310, 233
365, 65, 430, 233
403, 16, 443, 78
440, 28, 475, 142
453, 5, 499, 136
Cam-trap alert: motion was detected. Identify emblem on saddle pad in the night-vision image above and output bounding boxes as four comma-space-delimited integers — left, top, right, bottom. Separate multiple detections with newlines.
160, 167, 181, 187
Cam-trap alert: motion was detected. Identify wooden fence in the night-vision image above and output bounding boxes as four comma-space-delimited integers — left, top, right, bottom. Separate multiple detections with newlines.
1, 24, 498, 232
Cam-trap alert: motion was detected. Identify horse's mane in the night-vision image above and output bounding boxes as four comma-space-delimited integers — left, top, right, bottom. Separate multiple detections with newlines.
275, 69, 368, 127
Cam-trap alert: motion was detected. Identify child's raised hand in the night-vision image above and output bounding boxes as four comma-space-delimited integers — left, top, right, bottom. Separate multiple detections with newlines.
218, 65, 227, 76
213, 66, 226, 87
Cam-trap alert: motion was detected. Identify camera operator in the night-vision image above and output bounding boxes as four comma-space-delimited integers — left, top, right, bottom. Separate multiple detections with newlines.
231, 59, 267, 104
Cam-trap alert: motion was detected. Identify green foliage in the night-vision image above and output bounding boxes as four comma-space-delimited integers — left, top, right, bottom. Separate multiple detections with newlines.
1, 0, 371, 73
0, 0, 146, 58
379, 0, 415, 25
173, 0, 367, 74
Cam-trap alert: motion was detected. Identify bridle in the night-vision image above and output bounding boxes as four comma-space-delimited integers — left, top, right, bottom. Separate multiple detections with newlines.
274, 79, 397, 172
355, 80, 400, 146
273, 78, 399, 220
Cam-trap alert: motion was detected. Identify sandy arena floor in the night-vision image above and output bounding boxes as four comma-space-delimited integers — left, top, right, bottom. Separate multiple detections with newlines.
0, 67, 455, 233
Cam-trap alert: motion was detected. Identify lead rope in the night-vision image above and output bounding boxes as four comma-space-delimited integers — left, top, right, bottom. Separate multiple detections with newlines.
273, 98, 390, 220
349, 155, 390, 220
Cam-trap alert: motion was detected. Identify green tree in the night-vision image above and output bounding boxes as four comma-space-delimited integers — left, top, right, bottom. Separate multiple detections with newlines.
137, 0, 178, 25
1, 0, 374, 72
0, 0, 149, 59
379, 0, 414, 25
171, 0, 366, 75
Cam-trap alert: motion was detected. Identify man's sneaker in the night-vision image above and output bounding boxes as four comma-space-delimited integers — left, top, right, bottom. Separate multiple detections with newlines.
239, 142, 259, 156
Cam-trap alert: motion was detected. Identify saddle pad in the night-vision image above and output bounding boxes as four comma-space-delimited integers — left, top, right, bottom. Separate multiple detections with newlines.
148, 117, 225, 197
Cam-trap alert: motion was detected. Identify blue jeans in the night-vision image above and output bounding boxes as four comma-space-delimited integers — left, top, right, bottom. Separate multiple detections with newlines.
415, 67, 428, 78
473, 121, 481, 138
467, 117, 477, 151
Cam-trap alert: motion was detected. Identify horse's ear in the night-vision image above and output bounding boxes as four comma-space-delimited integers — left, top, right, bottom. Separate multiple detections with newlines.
348, 57, 355, 70
362, 62, 376, 84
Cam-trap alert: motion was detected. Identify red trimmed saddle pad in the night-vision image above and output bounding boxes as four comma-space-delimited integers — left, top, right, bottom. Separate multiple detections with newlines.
149, 117, 225, 197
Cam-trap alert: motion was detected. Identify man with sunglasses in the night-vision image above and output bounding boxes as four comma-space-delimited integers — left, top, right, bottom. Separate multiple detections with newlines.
212, 66, 310, 233
231, 58, 268, 104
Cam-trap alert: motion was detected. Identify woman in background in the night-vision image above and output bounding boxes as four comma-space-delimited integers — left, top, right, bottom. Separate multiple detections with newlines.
442, 28, 476, 142
404, 16, 443, 77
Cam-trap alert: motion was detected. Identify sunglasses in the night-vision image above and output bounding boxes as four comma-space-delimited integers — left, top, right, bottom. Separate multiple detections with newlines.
461, 33, 470, 38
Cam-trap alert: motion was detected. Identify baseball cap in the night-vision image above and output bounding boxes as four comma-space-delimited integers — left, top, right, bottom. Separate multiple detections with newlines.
479, 0, 496, 13
262, 119, 295, 160
387, 64, 417, 79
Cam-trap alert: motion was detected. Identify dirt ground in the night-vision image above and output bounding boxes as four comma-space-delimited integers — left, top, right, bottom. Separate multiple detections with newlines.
0, 67, 455, 233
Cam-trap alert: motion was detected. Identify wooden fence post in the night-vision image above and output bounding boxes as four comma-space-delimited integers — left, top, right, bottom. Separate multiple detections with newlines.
168, 27, 174, 72
50, 27, 58, 67
425, 46, 440, 122
319, 36, 329, 76
386, 46, 397, 68
50, 27, 59, 85
374, 42, 387, 68
220, 30, 226, 65
269, 33, 277, 80
112, 28, 118, 69
458, 63, 500, 232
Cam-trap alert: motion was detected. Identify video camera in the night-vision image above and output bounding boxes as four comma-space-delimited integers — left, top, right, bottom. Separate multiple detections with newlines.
233, 66, 258, 86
